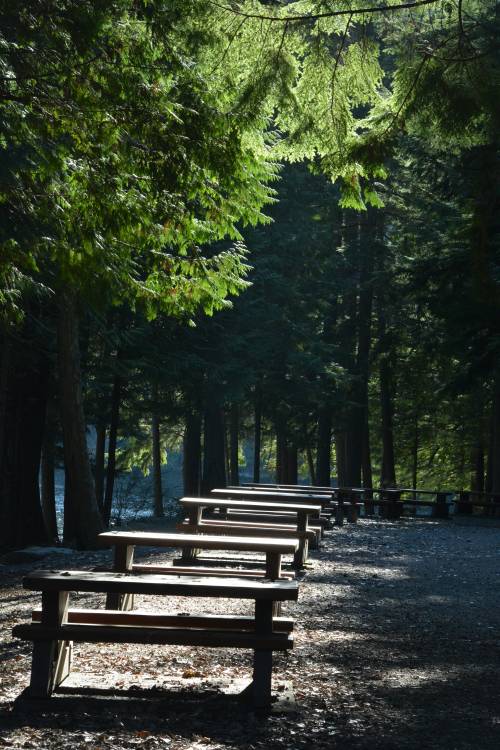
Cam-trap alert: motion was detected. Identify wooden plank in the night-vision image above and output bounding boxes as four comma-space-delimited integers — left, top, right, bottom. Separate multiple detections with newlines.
179, 521, 315, 541
210, 489, 328, 506
131, 563, 294, 579
239, 483, 334, 495
181, 497, 322, 514
22, 570, 299, 601
31, 609, 294, 632
217, 511, 330, 528
13, 624, 293, 650
99, 531, 298, 554
188, 518, 319, 537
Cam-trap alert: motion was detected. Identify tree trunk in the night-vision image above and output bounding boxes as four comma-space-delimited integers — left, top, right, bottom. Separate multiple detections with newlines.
306, 443, 316, 486
229, 404, 240, 486
316, 406, 332, 486
470, 440, 485, 494
276, 421, 286, 483
485, 412, 494, 493
334, 431, 346, 487
344, 429, 362, 487
63, 463, 76, 544
41, 399, 59, 543
253, 395, 262, 483
362, 410, 373, 489
490, 377, 500, 494
151, 381, 164, 518
283, 445, 298, 484
201, 402, 226, 493
0, 327, 50, 550
102, 369, 122, 526
94, 424, 106, 512
0, 328, 12, 486
183, 412, 202, 496
57, 290, 104, 548
379, 353, 396, 487
411, 415, 419, 491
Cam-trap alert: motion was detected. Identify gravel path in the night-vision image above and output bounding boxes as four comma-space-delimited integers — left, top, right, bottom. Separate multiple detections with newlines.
0, 518, 499, 749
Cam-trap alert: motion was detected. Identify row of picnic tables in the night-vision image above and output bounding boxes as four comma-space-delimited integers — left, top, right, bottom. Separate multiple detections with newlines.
13, 485, 334, 708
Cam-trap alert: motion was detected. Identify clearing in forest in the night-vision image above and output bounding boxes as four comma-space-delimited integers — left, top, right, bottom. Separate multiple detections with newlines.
0, 518, 499, 750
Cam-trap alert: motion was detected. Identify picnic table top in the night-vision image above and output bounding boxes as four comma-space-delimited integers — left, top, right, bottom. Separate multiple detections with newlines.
99, 530, 299, 553
22, 569, 299, 600
239, 483, 334, 493
181, 496, 322, 514
337, 487, 452, 496
211, 487, 329, 502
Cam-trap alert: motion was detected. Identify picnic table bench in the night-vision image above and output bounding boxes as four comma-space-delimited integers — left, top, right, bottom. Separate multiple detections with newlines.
13, 569, 298, 707
99, 530, 298, 610
215, 487, 333, 509
240, 483, 334, 494
179, 497, 322, 568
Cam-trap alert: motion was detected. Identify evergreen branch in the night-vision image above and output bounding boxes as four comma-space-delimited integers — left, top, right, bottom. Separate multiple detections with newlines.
329, 13, 354, 125
382, 52, 429, 136
209, 0, 443, 23
208, 15, 249, 75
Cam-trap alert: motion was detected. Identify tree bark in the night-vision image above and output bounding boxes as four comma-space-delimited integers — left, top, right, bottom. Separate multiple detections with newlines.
57, 290, 104, 548
316, 406, 332, 486
183, 412, 202, 496
334, 431, 346, 487
0, 327, 50, 550
253, 395, 262, 483
306, 443, 316, 486
379, 353, 396, 487
362, 410, 373, 489
470, 439, 485, 494
151, 381, 164, 518
102, 369, 122, 526
411, 415, 419, 491
283, 445, 298, 484
94, 424, 106, 512
276, 421, 286, 483
41, 399, 59, 543
276, 420, 298, 484
489, 376, 500, 494
229, 403, 240, 486
201, 402, 226, 493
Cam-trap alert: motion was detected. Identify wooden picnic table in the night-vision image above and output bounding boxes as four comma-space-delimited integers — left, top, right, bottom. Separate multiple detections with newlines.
14, 569, 298, 707
99, 531, 298, 604
180, 497, 322, 568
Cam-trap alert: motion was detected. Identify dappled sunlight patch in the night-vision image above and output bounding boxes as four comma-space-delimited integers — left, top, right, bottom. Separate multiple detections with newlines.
381, 666, 462, 689
331, 563, 411, 581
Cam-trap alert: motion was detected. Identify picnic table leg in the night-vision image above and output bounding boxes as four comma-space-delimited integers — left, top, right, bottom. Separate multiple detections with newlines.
181, 507, 203, 562
433, 492, 449, 519
29, 591, 70, 697
364, 489, 374, 516
293, 512, 309, 569
455, 490, 472, 515
107, 545, 134, 610
266, 551, 283, 616
252, 600, 274, 708
347, 498, 358, 523
265, 551, 282, 580
335, 494, 345, 526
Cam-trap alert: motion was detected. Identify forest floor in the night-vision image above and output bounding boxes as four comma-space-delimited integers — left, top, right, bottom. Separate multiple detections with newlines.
0, 517, 499, 750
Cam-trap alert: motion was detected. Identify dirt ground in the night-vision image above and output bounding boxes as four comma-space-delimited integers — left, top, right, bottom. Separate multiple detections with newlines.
0, 517, 499, 750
